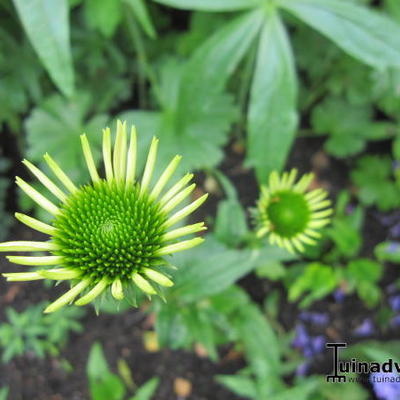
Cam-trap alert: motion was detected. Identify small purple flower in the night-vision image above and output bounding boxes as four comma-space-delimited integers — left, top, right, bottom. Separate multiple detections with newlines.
353, 319, 374, 337
311, 335, 325, 353
389, 296, 400, 312
390, 315, 400, 328
370, 372, 400, 400
390, 224, 400, 238
387, 242, 400, 253
345, 204, 355, 215
292, 324, 309, 349
292, 324, 326, 358
296, 361, 310, 377
299, 311, 329, 326
333, 288, 345, 303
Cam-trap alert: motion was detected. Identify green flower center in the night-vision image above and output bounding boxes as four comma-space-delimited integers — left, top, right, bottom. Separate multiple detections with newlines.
52, 180, 167, 282
266, 191, 310, 238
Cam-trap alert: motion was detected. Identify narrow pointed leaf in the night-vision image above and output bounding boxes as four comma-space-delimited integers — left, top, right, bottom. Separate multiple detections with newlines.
246, 11, 298, 182
281, 0, 400, 68
13, 0, 74, 97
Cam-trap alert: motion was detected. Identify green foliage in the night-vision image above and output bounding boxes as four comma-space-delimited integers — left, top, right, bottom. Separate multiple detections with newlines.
311, 98, 393, 157
288, 262, 337, 308
25, 93, 109, 184
281, 0, 400, 68
120, 57, 238, 172
375, 241, 400, 263
351, 155, 400, 211
214, 172, 248, 247
346, 259, 383, 308
13, 0, 74, 97
0, 387, 8, 400
0, 302, 84, 362
87, 342, 159, 400
0, 28, 44, 131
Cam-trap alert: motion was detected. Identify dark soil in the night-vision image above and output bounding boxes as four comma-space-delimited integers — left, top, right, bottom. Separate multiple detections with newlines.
0, 136, 398, 400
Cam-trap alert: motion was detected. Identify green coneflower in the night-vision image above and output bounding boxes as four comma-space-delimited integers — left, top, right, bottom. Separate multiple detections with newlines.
255, 169, 332, 253
1, 121, 208, 313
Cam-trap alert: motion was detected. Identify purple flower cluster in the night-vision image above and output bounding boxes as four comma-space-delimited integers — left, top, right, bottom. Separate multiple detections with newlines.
292, 323, 325, 358
353, 318, 374, 337
370, 372, 400, 400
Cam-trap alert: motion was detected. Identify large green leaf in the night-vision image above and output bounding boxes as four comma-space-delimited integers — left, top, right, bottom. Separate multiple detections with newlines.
169, 235, 294, 303
13, 0, 74, 97
153, 0, 263, 12
120, 57, 238, 173
179, 10, 264, 124
246, 11, 298, 182
280, 0, 400, 68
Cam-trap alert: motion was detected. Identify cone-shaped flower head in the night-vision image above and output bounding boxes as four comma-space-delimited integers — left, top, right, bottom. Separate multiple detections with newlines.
255, 169, 332, 253
1, 121, 208, 313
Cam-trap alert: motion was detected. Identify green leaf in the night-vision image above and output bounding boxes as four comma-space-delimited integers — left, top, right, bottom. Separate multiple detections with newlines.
182, 307, 218, 361
87, 343, 126, 400
317, 376, 369, 400
288, 262, 337, 308
234, 305, 280, 391
120, 57, 238, 172
216, 375, 257, 399
0, 387, 9, 400
155, 303, 190, 348
179, 10, 264, 124
281, 0, 400, 68
87, 342, 110, 381
124, 0, 156, 38
348, 259, 382, 283
84, 0, 122, 38
350, 155, 400, 211
246, 11, 298, 182
375, 241, 400, 263
214, 173, 248, 247
26, 93, 109, 184
90, 373, 126, 400
268, 379, 319, 400
170, 235, 294, 303
13, 0, 74, 97
130, 377, 159, 400
153, 0, 263, 12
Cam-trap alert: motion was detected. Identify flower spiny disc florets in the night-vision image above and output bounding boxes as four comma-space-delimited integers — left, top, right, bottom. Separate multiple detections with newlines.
255, 169, 332, 253
1, 121, 208, 313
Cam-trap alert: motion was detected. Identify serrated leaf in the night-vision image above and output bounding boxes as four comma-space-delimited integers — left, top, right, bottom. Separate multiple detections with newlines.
281, 0, 400, 68
26, 93, 109, 184
288, 262, 337, 308
246, 11, 298, 182
13, 0, 74, 97
120, 57, 238, 172
351, 155, 400, 211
